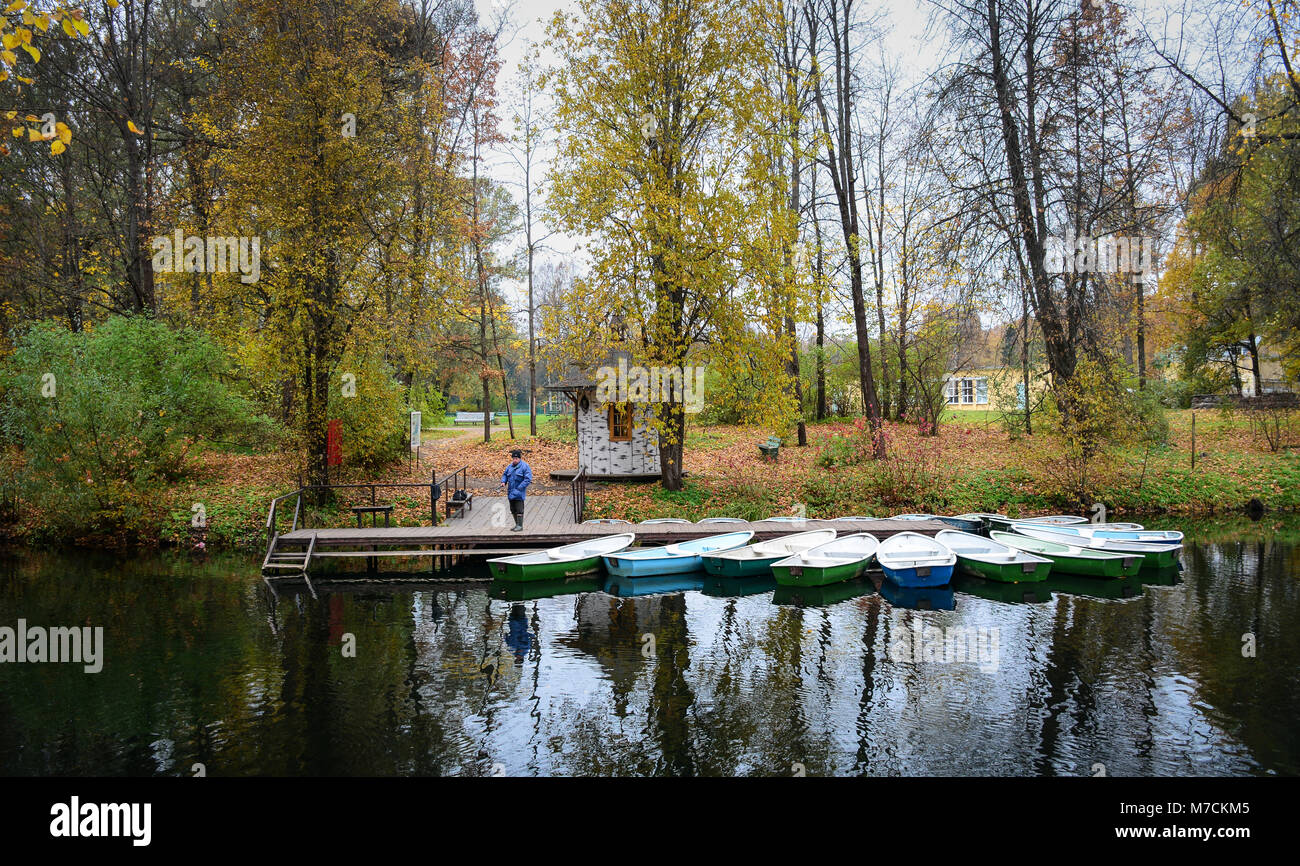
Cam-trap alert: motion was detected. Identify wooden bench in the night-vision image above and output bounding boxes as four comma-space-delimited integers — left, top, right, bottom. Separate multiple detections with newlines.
757, 435, 781, 462
445, 490, 474, 519
454, 411, 487, 425
351, 505, 394, 527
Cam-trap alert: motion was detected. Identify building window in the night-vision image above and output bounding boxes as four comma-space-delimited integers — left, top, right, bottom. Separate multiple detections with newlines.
946, 377, 989, 405
608, 405, 633, 441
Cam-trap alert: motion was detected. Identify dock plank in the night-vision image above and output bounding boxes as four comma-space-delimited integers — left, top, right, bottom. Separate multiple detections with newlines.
272, 495, 948, 567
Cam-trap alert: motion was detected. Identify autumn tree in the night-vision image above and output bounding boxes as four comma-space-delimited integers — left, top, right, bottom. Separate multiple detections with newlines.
545, 0, 799, 489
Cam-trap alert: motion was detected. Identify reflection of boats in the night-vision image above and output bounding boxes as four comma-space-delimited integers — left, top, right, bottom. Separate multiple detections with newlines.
1039, 572, 1142, 600
987, 514, 1089, 533
1011, 525, 1181, 569
701, 574, 777, 598
603, 572, 706, 597
1137, 565, 1183, 587
878, 580, 956, 611
702, 529, 837, 577
936, 529, 1052, 582
487, 533, 635, 581
771, 533, 879, 587
952, 573, 1053, 604
992, 531, 1142, 578
603, 531, 753, 576
490, 575, 604, 601
771, 577, 875, 607
877, 532, 956, 587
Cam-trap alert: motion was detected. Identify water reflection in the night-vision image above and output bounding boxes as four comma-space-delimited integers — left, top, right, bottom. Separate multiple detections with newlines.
0, 517, 1296, 776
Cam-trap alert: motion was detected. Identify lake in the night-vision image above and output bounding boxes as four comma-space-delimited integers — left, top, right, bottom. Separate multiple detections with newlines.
1, 515, 1296, 776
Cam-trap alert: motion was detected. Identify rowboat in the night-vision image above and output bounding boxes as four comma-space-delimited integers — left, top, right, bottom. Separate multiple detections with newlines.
772, 578, 874, 607
1012, 523, 1182, 546
991, 530, 1142, 578
986, 514, 1088, 533
602, 531, 754, 577
876, 531, 957, 588
1011, 525, 1182, 568
582, 518, 631, 525
835, 515, 877, 521
487, 533, 635, 582
639, 518, 691, 524
935, 529, 1053, 583
701, 529, 837, 577
697, 517, 747, 524
894, 513, 983, 533
770, 533, 879, 587
878, 581, 956, 610
763, 515, 810, 523
953, 513, 1003, 533
604, 573, 706, 597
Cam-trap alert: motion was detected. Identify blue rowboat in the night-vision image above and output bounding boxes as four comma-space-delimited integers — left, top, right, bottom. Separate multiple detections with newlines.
602, 531, 754, 576
877, 531, 957, 588
1011, 523, 1182, 546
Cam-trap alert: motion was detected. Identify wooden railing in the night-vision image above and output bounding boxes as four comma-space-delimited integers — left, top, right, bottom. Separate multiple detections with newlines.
571, 467, 587, 523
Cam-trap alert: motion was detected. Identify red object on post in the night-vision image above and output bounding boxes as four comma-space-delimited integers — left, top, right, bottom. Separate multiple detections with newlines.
327, 419, 342, 468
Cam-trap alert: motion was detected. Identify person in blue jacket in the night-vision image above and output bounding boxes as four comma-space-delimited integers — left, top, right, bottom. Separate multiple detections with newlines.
500, 449, 532, 531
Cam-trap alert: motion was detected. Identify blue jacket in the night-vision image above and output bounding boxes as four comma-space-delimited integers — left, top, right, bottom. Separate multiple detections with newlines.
502, 460, 532, 500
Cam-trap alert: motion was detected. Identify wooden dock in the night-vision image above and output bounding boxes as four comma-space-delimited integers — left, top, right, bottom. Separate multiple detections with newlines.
262, 493, 947, 579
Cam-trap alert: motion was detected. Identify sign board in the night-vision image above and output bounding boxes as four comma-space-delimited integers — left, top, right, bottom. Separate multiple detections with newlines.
409, 411, 421, 452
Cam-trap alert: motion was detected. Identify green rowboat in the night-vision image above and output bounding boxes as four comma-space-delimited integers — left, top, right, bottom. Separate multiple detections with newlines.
701, 528, 837, 577
1011, 525, 1181, 569
991, 530, 1142, 578
487, 532, 636, 582
935, 529, 1053, 583
771, 533, 880, 587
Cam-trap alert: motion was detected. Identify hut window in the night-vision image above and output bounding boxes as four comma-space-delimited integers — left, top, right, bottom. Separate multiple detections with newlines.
608, 405, 633, 441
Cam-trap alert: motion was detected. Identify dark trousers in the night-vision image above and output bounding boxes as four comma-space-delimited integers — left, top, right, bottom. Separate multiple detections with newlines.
509, 498, 524, 517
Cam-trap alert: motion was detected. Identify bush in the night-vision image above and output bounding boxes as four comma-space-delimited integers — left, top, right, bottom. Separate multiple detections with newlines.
0, 317, 278, 537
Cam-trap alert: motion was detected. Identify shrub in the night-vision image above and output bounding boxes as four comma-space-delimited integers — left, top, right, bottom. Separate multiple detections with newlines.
0, 317, 278, 537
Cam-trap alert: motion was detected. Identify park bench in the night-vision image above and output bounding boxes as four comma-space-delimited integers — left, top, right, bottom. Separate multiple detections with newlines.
445, 488, 474, 520
453, 411, 513, 424
757, 435, 781, 462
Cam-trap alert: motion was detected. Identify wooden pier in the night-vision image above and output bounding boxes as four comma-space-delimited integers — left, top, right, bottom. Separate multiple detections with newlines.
261, 480, 947, 582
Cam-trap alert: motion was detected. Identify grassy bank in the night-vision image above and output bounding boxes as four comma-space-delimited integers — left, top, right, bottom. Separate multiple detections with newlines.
1, 410, 1294, 551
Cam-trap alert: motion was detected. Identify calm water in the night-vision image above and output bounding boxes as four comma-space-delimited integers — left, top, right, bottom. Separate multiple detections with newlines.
1, 516, 1297, 777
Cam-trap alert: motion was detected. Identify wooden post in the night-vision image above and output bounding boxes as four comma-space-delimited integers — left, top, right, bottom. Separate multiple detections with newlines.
1191, 411, 1196, 470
